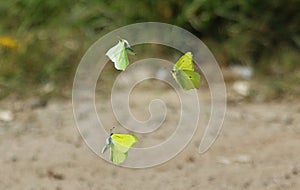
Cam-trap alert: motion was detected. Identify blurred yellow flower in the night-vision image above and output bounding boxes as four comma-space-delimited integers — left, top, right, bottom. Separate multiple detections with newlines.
0, 36, 17, 49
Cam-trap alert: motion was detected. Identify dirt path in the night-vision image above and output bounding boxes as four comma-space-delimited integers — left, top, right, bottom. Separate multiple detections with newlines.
0, 86, 299, 190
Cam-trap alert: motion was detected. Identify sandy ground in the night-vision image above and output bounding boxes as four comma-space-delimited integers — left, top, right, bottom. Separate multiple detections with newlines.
0, 81, 300, 190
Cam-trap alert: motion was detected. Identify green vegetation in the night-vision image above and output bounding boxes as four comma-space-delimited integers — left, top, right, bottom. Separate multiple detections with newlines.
0, 0, 299, 98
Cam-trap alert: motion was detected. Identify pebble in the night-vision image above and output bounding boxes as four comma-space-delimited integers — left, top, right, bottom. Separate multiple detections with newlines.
217, 157, 232, 165
234, 154, 252, 164
41, 82, 55, 94
30, 98, 48, 109
233, 81, 251, 96
289, 164, 300, 175
217, 155, 252, 165
230, 65, 253, 79
0, 110, 14, 122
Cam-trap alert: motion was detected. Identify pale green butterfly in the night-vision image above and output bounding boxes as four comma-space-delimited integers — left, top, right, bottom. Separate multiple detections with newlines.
102, 128, 138, 165
106, 39, 135, 71
171, 52, 201, 90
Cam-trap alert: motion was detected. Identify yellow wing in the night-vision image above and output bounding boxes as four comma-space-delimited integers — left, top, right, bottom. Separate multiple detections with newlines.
111, 134, 138, 152
110, 134, 138, 165
174, 52, 194, 71
172, 70, 201, 90
110, 143, 128, 165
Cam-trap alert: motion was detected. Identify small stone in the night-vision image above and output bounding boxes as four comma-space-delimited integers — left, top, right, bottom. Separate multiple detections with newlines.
234, 154, 252, 164
0, 110, 14, 122
47, 170, 65, 180
30, 99, 47, 109
217, 157, 232, 165
289, 164, 300, 175
230, 65, 253, 79
233, 81, 251, 96
186, 156, 195, 163
41, 82, 55, 94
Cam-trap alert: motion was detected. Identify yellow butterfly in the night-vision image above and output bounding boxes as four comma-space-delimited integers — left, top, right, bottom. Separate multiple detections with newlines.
102, 130, 138, 165
171, 52, 201, 90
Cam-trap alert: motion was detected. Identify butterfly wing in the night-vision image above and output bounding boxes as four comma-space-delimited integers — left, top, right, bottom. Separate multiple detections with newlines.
110, 143, 128, 165
172, 70, 201, 90
174, 52, 194, 71
116, 47, 130, 71
110, 134, 138, 165
111, 134, 138, 151
106, 41, 124, 63
106, 40, 130, 71
184, 70, 201, 89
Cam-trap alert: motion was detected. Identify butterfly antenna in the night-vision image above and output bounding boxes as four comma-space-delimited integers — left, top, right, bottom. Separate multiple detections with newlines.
117, 36, 122, 41
109, 127, 115, 134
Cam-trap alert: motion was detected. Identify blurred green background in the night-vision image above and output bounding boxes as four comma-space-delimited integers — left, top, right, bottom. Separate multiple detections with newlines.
0, 0, 299, 99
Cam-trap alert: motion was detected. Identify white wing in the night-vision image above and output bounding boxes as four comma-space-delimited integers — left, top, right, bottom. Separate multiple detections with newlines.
106, 40, 125, 63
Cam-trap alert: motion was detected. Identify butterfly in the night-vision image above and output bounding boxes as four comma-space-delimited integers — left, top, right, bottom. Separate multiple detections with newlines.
102, 130, 138, 165
106, 39, 135, 71
171, 52, 201, 90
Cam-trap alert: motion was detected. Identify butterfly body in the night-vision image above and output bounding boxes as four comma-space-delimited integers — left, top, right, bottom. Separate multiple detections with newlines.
102, 133, 138, 165
171, 52, 201, 90
106, 39, 135, 71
